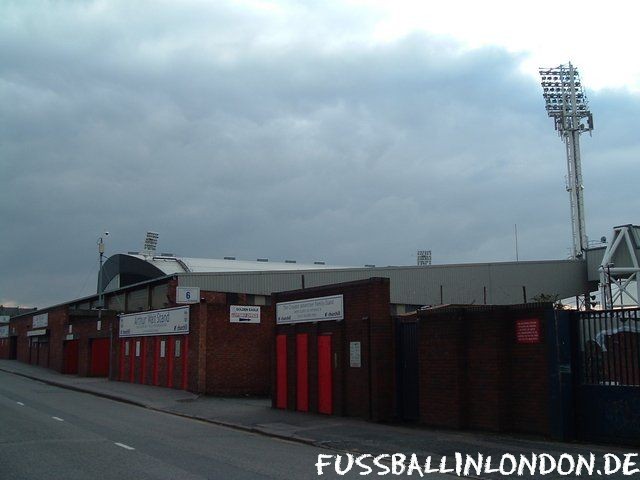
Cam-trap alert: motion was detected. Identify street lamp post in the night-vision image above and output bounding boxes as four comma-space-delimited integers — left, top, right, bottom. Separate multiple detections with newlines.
97, 232, 110, 378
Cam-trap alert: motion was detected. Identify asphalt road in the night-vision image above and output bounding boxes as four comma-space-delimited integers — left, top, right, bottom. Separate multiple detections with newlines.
0, 371, 428, 480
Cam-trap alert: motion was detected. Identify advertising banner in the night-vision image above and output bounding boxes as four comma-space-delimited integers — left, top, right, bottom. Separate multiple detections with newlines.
27, 329, 47, 337
230, 305, 261, 324
119, 306, 189, 338
33, 313, 48, 329
276, 295, 344, 325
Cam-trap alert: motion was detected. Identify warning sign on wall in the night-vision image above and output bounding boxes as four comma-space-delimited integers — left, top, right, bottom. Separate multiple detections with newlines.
516, 318, 541, 344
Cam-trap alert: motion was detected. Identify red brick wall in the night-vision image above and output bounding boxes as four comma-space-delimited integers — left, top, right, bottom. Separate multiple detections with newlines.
205, 293, 275, 396
9, 307, 69, 372
0, 337, 9, 359
110, 312, 198, 392
68, 313, 116, 377
411, 305, 551, 436
273, 278, 393, 421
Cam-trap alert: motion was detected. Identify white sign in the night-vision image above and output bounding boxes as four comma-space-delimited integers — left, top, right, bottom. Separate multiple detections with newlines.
65, 334, 75, 341
0, 325, 8, 338
119, 306, 189, 338
230, 305, 261, 324
33, 313, 48, 328
276, 295, 344, 325
176, 286, 200, 304
27, 328, 47, 337
350, 341, 361, 368
0, 315, 10, 324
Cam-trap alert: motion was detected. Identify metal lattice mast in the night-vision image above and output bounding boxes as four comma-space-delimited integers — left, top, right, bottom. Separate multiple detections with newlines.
539, 63, 593, 258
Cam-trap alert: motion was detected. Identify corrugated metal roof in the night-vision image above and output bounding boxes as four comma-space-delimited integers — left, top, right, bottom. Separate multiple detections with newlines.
127, 254, 346, 274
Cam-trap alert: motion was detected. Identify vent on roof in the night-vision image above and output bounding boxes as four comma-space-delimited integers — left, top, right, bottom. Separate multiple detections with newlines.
224, 256, 236, 260
365, 264, 376, 268
257, 258, 268, 262
314, 261, 325, 265
285, 260, 296, 263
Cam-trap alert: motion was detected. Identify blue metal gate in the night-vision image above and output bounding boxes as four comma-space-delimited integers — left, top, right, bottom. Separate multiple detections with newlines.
574, 308, 640, 445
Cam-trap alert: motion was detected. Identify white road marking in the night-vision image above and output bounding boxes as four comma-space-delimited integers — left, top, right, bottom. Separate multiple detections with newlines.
52, 416, 64, 422
114, 442, 135, 451
17, 402, 24, 406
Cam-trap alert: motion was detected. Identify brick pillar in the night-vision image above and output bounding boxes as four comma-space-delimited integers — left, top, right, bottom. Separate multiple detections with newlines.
196, 303, 207, 393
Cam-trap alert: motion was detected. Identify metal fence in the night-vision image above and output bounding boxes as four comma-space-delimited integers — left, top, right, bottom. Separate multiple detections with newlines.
578, 308, 640, 386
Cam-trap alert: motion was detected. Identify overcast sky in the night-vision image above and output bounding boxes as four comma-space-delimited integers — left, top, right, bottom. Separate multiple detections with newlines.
1, 0, 639, 308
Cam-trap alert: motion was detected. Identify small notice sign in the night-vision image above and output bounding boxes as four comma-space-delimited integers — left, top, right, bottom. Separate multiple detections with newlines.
516, 318, 541, 344
230, 305, 261, 324
349, 341, 361, 368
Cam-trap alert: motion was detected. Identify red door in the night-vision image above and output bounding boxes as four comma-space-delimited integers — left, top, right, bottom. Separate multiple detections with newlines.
276, 335, 287, 409
63, 340, 79, 374
296, 334, 309, 412
90, 338, 110, 377
317, 335, 333, 415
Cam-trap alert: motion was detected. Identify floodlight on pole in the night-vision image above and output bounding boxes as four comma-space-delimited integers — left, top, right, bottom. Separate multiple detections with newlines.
539, 63, 593, 259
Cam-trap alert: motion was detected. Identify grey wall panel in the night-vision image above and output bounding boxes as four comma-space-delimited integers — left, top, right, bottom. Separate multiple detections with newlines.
107, 293, 126, 312
177, 260, 590, 306
127, 288, 148, 312
151, 284, 168, 310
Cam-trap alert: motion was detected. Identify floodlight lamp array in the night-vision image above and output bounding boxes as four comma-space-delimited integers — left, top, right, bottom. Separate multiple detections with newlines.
539, 65, 593, 134
143, 231, 159, 252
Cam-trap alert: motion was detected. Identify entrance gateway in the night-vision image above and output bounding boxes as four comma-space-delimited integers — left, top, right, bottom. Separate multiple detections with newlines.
572, 307, 640, 445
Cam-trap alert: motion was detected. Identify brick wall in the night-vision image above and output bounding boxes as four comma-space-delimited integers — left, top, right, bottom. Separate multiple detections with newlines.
67, 312, 116, 376
407, 304, 551, 436
273, 278, 393, 421
205, 292, 275, 396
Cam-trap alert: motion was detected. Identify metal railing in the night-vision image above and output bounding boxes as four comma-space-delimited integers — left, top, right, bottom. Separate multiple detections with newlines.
578, 309, 640, 386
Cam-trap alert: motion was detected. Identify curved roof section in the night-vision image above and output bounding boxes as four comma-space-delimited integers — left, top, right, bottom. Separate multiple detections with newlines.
99, 253, 345, 293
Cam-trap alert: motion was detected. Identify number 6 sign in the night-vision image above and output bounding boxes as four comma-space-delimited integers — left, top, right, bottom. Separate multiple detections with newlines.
176, 286, 200, 304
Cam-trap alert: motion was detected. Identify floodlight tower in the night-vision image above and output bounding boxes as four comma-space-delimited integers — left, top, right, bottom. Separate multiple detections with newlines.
539, 63, 594, 258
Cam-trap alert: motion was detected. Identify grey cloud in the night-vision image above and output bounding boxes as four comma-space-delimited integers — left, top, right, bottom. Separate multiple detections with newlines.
1, 1, 639, 307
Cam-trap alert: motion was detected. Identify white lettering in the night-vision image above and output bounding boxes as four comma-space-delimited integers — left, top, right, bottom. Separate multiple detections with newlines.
557, 453, 575, 475
335, 454, 354, 475
575, 453, 595, 476
373, 455, 390, 475
517, 454, 538, 476
623, 453, 639, 476
499, 454, 517, 476
484, 456, 500, 474
605, 453, 622, 474
355, 454, 372, 476
406, 454, 423, 477
391, 454, 406, 475
316, 454, 333, 475
439, 456, 454, 474
463, 454, 483, 476
539, 454, 556, 475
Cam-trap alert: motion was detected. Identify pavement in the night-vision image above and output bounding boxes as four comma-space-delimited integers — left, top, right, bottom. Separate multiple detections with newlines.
1, 359, 637, 480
